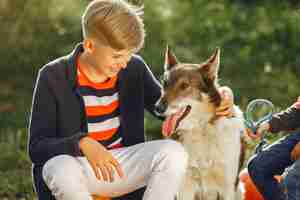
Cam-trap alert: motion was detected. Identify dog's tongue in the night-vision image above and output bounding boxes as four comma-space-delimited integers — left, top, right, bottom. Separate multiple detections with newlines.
162, 108, 185, 137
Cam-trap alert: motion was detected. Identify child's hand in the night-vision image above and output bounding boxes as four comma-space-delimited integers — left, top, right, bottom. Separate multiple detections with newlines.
291, 141, 300, 161
216, 86, 234, 118
79, 136, 124, 182
245, 121, 270, 140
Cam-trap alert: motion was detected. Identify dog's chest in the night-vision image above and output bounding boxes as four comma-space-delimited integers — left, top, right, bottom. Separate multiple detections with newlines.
180, 119, 240, 183
182, 125, 225, 170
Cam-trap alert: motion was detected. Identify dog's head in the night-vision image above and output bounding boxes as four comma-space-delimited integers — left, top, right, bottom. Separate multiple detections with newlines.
156, 46, 222, 137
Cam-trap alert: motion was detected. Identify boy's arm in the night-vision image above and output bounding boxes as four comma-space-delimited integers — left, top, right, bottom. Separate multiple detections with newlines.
28, 69, 87, 165
136, 56, 165, 120
269, 99, 300, 133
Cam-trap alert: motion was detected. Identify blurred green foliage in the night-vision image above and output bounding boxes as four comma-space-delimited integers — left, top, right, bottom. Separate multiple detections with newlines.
0, 0, 300, 199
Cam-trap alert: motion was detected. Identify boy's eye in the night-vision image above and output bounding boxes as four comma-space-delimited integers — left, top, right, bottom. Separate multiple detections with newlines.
113, 55, 122, 59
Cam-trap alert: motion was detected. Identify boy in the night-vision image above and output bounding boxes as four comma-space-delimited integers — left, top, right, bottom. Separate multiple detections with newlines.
28, 0, 235, 200
247, 98, 300, 200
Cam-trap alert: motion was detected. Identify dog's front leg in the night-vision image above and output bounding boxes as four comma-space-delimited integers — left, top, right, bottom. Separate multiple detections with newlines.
223, 182, 243, 200
177, 173, 198, 200
177, 185, 196, 200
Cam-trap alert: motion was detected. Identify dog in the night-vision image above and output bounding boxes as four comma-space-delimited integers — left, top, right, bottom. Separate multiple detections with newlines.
155, 46, 245, 200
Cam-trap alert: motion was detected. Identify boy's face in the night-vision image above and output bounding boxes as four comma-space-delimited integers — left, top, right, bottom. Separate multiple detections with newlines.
84, 38, 132, 78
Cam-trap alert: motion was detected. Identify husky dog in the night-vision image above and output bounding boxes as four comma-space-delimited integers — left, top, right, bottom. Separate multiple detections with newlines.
156, 47, 245, 200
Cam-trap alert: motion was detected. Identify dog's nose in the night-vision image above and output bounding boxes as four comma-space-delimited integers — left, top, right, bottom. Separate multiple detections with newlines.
155, 101, 167, 114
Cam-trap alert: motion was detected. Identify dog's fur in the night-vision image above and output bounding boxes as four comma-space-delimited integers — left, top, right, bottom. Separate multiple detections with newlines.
157, 47, 245, 200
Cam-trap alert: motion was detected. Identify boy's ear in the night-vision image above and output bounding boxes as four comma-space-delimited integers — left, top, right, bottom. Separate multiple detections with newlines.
164, 45, 179, 71
200, 47, 220, 81
83, 38, 95, 53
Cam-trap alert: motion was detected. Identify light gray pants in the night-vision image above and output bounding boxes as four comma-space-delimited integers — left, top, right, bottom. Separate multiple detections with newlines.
42, 140, 188, 200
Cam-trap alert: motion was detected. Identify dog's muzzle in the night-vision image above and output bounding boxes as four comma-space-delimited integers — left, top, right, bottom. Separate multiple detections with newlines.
155, 100, 168, 114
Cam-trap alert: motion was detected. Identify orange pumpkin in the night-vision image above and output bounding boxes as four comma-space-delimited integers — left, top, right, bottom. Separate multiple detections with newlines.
92, 195, 111, 200
239, 168, 282, 200
239, 168, 264, 200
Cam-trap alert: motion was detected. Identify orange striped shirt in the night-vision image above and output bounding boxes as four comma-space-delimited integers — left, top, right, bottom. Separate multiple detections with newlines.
76, 58, 123, 149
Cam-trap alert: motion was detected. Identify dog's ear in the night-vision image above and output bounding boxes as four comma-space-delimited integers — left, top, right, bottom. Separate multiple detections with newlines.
201, 47, 220, 81
164, 45, 179, 71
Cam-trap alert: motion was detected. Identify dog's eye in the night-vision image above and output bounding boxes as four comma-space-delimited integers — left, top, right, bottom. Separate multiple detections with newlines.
180, 82, 189, 90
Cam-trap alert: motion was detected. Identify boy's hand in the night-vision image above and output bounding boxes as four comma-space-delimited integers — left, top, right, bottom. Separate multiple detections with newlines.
79, 136, 124, 182
216, 86, 234, 118
245, 121, 270, 140
291, 141, 300, 161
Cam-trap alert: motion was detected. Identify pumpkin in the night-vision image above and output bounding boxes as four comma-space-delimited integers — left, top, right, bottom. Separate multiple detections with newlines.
92, 195, 111, 200
239, 168, 264, 200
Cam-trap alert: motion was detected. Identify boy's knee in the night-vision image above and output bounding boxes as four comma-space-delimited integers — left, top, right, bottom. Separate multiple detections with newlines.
157, 140, 188, 173
42, 155, 86, 193
43, 155, 80, 178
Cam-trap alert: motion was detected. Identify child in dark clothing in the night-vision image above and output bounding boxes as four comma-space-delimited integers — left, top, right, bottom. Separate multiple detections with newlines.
247, 97, 300, 200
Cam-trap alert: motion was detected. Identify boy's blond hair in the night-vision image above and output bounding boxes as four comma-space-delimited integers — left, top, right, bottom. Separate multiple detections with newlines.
82, 0, 145, 53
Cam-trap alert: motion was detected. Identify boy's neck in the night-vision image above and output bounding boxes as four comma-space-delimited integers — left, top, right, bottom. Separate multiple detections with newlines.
78, 52, 109, 83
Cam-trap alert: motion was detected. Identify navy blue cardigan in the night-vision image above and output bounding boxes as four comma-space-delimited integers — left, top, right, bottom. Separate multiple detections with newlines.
28, 43, 163, 200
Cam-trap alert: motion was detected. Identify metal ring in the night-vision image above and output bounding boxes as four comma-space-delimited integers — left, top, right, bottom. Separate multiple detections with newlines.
244, 99, 274, 134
